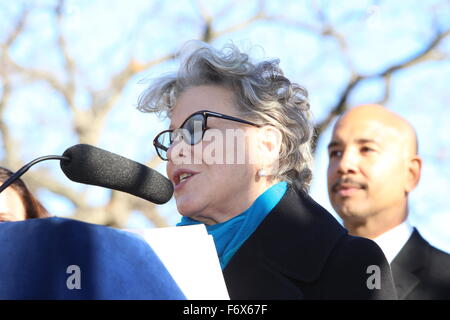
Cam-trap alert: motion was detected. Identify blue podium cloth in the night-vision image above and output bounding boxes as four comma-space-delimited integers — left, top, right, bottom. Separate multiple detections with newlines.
0, 217, 186, 300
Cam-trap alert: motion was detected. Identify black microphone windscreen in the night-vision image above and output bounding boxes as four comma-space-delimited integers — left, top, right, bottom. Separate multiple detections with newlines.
60, 144, 173, 204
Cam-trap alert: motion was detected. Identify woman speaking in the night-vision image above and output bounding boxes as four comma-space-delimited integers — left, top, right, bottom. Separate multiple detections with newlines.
138, 41, 396, 299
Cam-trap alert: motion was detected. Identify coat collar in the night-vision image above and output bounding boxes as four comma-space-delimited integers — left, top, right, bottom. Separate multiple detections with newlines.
391, 228, 428, 299
256, 185, 347, 282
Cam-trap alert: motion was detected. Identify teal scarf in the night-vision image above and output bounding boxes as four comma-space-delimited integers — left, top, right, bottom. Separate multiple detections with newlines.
177, 181, 288, 269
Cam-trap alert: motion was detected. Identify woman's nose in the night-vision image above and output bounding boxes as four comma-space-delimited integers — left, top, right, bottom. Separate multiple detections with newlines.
167, 138, 188, 163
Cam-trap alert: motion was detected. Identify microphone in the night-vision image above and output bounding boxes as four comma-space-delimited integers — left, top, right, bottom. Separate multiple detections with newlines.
60, 144, 173, 204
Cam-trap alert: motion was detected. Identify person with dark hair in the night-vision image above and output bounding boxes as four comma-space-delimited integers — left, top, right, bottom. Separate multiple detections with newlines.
0, 166, 49, 221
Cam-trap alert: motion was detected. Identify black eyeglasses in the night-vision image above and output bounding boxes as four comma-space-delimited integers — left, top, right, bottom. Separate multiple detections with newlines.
153, 110, 261, 161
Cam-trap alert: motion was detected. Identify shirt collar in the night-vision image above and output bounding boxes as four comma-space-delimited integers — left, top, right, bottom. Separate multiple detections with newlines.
373, 220, 413, 263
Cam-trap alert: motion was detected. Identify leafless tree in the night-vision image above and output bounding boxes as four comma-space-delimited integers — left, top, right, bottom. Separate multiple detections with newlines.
1, 0, 449, 227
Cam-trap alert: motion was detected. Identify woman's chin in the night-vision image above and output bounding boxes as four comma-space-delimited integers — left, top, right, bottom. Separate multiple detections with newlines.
176, 201, 198, 218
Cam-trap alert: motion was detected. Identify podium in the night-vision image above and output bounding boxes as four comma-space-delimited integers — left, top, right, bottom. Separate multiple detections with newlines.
0, 217, 186, 300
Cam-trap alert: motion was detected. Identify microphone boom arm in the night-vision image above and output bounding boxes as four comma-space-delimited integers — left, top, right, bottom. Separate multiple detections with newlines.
0, 155, 70, 193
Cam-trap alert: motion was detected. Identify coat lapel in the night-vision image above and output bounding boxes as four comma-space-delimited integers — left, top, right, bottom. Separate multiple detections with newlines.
391, 229, 428, 299
223, 185, 357, 299
256, 186, 347, 282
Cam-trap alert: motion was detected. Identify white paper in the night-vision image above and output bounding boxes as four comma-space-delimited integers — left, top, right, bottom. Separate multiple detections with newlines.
126, 224, 229, 300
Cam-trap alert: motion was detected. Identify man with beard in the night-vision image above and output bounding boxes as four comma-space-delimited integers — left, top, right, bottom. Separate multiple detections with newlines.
326, 104, 450, 299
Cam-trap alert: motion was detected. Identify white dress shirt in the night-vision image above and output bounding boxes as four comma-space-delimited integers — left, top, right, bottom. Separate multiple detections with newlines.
373, 220, 414, 264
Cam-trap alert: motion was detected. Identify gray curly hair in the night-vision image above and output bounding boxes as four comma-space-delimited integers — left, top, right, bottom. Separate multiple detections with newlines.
137, 40, 314, 191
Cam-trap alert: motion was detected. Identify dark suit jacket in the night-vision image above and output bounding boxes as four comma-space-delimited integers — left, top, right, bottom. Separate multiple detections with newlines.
223, 185, 397, 299
391, 228, 450, 299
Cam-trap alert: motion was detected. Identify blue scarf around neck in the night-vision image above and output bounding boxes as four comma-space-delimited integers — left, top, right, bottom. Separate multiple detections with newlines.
177, 181, 288, 269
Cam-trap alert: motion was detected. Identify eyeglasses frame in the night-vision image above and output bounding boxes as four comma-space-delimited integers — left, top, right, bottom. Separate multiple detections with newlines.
153, 109, 262, 161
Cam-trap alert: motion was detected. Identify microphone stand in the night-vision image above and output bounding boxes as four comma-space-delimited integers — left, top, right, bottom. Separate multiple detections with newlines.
0, 155, 70, 193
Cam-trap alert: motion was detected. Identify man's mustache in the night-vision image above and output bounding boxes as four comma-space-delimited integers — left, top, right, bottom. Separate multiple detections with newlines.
331, 178, 368, 193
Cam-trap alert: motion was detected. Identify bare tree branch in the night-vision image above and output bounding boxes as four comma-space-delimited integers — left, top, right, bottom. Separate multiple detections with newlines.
127, 196, 169, 227
193, 0, 213, 24
3, 6, 29, 48
54, 0, 76, 105
0, 76, 14, 164
312, 74, 362, 151
2, 1, 449, 229
0, 6, 30, 167
213, 12, 265, 40
376, 73, 392, 106
145, 154, 163, 169
24, 168, 88, 209
378, 29, 450, 78
196, 0, 267, 42
312, 28, 450, 152
5, 56, 74, 106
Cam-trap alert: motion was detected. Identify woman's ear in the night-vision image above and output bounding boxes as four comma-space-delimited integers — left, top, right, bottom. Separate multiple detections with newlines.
257, 126, 282, 174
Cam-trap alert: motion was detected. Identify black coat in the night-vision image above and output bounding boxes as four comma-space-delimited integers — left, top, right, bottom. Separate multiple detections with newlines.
223, 185, 397, 299
391, 228, 450, 299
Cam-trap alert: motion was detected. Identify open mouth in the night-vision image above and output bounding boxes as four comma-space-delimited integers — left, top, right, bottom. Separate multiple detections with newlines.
178, 173, 194, 184
172, 170, 199, 190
